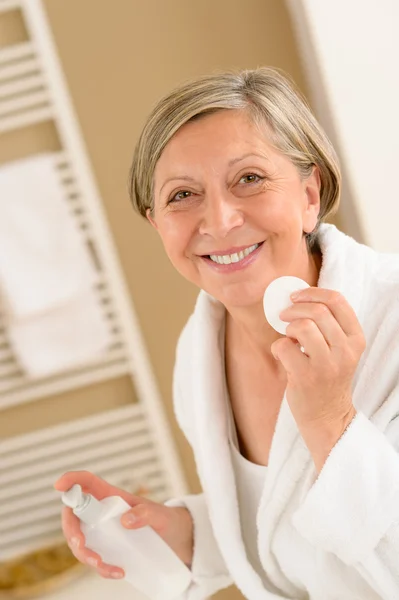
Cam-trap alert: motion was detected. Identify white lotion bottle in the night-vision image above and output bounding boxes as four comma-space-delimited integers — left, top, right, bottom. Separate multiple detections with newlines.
61, 484, 192, 600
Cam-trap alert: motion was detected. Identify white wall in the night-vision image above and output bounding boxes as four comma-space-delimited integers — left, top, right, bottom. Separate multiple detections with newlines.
287, 0, 399, 252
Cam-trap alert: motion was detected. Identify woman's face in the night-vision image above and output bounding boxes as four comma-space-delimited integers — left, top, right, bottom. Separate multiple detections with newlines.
150, 109, 320, 309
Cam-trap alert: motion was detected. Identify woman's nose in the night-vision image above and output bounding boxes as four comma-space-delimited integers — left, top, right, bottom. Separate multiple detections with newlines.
198, 193, 244, 238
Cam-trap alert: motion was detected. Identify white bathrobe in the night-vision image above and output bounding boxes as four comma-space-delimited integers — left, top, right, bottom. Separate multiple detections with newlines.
166, 223, 399, 600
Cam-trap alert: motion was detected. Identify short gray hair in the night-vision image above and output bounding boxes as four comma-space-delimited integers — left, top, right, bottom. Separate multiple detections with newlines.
129, 67, 341, 252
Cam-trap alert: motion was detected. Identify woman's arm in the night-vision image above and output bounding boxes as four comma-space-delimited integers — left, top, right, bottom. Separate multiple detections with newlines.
165, 493, 232, 598
292, 410, 399, 600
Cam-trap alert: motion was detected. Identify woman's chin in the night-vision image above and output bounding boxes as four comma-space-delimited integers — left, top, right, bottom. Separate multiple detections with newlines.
205, 285, 266, 310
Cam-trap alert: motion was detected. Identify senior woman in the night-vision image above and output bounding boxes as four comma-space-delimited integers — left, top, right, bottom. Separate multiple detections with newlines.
56, 68, 399, 599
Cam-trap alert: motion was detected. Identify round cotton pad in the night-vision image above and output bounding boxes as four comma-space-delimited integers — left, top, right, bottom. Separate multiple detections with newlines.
263, 276, 310, 335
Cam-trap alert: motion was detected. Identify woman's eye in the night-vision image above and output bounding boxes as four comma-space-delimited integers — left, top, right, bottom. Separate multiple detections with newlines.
239, 173, 263, 185
169, 190, 193, 203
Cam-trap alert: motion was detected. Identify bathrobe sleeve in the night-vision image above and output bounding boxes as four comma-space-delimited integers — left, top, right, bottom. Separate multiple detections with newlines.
292, 319, 399, 600
165, 493, 232, 600
164, 341, 233, 599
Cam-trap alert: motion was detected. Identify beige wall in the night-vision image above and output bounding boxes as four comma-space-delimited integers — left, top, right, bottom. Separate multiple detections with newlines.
40, 0, 316, 487
1, 1, 342, 598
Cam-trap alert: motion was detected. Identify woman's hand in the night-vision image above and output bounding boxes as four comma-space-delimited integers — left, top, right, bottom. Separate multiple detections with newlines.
271, 287, 366, 472
54, 471, 194, 579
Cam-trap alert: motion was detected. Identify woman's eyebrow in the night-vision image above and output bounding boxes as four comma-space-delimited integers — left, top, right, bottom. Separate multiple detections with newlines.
228, 152, 269, 167
159, 175, 197, 195
159, 153, 269, 194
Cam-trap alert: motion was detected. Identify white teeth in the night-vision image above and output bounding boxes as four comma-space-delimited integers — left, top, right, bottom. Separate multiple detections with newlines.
209, 243, 259, 265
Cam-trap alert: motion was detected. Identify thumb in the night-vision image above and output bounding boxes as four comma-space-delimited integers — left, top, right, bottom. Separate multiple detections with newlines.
121, 502, 168, 535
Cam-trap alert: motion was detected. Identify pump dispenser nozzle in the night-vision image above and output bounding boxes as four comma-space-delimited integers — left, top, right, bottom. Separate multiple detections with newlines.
62, 484, 86, 509
61, 484, 105, 525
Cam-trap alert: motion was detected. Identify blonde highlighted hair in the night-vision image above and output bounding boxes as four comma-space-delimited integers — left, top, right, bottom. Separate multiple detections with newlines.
129, 67, 341, 251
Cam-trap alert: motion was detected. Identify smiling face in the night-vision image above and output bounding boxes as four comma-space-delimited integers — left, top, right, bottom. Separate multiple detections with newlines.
149, 109, 321, 310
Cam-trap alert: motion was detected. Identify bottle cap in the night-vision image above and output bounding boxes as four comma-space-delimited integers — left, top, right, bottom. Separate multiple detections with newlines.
61, 484, 105, 525
263, 276, 309, 335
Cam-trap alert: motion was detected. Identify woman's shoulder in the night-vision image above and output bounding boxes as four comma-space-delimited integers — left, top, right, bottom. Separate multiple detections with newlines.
329, 224, 399, 318
366, 249, 399, 314
373, 249, 399, 284
356, 250, 399, 398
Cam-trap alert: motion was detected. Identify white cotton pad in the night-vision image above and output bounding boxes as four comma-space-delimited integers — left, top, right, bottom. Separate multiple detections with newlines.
263, 276, 310, 335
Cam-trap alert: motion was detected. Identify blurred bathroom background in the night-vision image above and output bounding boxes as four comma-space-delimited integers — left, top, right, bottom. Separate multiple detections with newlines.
0, 1, 397, 599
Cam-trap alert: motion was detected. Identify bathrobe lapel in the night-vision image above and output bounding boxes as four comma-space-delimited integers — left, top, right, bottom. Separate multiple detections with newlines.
191, 292, 280, 598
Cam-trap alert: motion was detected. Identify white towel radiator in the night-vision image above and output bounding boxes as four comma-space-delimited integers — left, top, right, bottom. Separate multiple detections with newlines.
0, 0, 188, 563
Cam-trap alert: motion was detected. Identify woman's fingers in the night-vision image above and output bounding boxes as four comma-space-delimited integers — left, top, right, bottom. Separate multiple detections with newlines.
62, 506, 125, 579
121, 501, 168, 535
68, 536, 98, 566
96, 565, 125, 579
54, 470, 144, 507
56, 471, 151, 579
70, 537, 125, 579
61, 506, 83, 545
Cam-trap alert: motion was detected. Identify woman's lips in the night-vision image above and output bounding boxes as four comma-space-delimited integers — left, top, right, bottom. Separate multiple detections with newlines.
204, 242, 261, 256
200, 241, 264, 273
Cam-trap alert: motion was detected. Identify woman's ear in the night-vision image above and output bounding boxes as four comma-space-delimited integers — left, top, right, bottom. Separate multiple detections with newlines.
303, 165, 321, 232
146, 208, 158, 230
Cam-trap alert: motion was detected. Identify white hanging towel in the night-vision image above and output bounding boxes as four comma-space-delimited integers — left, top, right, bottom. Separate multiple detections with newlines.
0, 153, 96, 319
6, 290, 112, 378
0, 153, 111, 378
